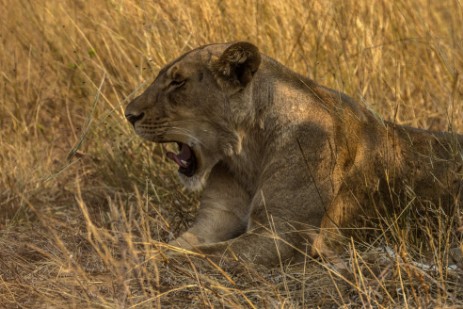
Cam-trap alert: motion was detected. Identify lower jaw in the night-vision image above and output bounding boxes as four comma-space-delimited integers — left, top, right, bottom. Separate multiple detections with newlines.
178, 172, 206, 192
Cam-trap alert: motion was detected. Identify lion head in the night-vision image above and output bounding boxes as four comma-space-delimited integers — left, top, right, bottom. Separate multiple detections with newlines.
125, 42, 261, 190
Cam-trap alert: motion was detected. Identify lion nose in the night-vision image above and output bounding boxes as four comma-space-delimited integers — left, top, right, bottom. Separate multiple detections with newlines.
125, 112, 145, 126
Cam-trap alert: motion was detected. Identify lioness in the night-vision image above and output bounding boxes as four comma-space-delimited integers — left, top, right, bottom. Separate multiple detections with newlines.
125, 42, 463, 266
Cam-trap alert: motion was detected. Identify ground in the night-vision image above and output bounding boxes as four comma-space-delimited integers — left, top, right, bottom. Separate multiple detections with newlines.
1, 0, 462, 307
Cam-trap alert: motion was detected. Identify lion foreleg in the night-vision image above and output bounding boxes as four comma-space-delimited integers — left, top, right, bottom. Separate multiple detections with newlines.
169, 164, 251, 249
194, 224, 299, 266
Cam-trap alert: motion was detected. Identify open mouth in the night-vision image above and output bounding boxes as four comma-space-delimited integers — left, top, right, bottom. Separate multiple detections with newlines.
165, 142, 197, 177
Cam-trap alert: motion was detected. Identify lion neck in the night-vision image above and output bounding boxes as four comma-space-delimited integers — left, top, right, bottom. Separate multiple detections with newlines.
220, 59, 315, 194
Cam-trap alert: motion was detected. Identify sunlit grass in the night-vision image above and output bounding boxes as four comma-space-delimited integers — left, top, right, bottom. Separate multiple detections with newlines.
0, 0, 462, 307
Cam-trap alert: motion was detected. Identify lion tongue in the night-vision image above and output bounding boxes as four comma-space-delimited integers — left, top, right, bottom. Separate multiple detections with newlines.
166, 143, 192, 168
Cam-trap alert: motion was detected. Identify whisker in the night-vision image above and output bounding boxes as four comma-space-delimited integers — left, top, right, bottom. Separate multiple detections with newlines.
142, 118, 216, 129
140, 122, 215, 137
168, 127, 206, 146
139, 127, 206, 147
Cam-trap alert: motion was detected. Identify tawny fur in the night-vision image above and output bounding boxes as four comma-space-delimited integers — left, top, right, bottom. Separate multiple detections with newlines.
125, 42, 463, 266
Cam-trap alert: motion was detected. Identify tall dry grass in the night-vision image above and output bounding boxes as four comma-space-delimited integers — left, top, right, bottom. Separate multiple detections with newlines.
0, 0, 462, 307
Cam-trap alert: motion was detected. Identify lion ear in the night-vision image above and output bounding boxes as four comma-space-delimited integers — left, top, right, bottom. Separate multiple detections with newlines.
213, 42, 261, 88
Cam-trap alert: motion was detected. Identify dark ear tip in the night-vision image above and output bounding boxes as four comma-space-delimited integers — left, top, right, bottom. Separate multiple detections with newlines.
231, 41, 258, 51
214, 41, 261, 87
225, 42, 260, 61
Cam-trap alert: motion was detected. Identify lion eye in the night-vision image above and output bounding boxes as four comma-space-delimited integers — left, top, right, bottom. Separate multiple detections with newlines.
169, 79, 185, 88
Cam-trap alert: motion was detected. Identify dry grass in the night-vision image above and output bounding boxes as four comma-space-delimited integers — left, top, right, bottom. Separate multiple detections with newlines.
1, 0, 462, 307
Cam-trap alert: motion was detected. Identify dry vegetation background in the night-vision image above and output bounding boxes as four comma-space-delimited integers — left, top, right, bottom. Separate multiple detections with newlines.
1, 0, 463, 308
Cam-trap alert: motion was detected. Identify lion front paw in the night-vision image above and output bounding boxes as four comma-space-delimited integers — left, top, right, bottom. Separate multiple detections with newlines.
168, 231, 205, 249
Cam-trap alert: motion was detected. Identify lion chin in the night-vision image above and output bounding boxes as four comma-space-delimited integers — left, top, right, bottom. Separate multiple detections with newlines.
178, 170, 209, 192
125, 41, 463, 270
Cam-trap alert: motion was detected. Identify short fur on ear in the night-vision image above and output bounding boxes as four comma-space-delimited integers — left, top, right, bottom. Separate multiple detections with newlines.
213, 42, 261, 88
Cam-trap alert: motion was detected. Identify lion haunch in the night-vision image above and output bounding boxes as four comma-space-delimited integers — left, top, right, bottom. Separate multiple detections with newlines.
125, 42, 463, 267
